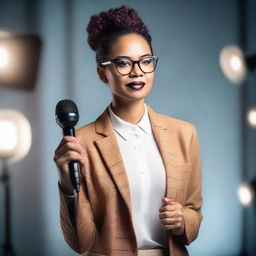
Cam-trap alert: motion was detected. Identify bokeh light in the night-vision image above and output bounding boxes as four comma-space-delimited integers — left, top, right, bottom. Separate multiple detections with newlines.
237, 183, 254, 206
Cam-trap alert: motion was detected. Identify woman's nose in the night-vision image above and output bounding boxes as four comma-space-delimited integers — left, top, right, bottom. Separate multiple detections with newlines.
129, 63, 143, 77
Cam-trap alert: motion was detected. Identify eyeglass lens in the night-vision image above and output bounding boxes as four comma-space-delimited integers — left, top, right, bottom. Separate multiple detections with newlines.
115, 57, 157, 75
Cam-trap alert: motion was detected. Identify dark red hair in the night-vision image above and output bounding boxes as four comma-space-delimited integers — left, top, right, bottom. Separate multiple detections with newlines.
86, 5, 152, 64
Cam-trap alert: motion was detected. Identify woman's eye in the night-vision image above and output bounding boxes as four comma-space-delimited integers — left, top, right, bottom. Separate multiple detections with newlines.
141, 58, 153, 65
116, 60, 130, 67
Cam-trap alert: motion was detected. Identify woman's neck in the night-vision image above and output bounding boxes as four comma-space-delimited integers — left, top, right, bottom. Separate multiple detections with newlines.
110, 100, 145, 125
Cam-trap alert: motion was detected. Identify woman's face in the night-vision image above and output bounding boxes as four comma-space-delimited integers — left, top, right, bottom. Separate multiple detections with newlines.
98, 33, 155, 104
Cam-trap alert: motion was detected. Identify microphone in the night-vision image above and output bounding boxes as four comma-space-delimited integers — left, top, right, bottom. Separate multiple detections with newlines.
55, 99, 80, 193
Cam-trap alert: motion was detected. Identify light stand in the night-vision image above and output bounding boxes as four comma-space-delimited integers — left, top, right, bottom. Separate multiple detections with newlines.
0, 109, 32, 255
1, 159, 15, 256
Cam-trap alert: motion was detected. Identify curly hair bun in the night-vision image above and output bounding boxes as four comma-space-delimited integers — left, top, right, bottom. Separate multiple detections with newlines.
87, 5, 151, 51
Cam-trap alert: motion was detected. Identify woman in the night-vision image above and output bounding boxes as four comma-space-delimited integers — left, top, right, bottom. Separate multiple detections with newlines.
54, 5, 203, 256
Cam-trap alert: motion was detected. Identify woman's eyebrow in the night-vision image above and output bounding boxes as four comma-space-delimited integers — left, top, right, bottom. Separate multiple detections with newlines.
140, 54, 152, 58
115, 56, 131, 59
115, 54, 152, 59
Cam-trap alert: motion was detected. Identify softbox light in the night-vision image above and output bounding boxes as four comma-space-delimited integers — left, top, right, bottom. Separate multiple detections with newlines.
0, 34, 41, 90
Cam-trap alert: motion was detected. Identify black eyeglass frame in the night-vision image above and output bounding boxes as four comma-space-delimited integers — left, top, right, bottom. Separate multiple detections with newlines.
100, 55, 159, 75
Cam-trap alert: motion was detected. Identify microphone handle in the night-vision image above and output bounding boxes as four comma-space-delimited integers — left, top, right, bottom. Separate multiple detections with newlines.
62, 127, 80, 193
63, 127, 75, 137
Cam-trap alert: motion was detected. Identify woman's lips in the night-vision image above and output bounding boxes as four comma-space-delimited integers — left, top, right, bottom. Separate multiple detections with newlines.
126, 81, 145, 90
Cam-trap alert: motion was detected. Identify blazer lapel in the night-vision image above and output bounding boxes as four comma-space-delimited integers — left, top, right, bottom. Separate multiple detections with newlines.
146, 104, 178, 201
94, 106, 132, 213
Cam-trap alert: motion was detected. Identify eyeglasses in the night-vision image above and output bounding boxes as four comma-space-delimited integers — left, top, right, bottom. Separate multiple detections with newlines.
100, 55, 158, 75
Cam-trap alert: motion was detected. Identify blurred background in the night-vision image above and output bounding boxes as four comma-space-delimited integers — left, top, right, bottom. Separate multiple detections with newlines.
0, 0, 255, 255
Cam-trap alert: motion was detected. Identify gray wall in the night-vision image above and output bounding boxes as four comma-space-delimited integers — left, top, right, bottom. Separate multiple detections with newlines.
0, 0, 255, 255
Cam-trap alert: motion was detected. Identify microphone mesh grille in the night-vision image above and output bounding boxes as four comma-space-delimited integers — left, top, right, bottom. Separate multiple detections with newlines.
55, 99, 78, 115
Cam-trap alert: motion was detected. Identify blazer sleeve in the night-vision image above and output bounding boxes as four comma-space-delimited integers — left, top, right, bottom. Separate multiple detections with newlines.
174, 124, 203, 245
58, 169, 98, 254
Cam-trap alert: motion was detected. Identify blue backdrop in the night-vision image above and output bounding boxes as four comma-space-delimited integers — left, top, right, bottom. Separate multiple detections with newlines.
0, 0, 255, 255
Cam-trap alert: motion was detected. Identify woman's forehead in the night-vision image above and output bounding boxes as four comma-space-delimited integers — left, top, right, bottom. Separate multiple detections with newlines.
108, 33, 152, 59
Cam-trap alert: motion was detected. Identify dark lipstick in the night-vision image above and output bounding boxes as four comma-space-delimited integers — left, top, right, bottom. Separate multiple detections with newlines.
126, 81, 145, 90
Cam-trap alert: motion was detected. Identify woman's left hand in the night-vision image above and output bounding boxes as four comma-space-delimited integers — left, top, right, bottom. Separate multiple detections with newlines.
159, 198, 185, 236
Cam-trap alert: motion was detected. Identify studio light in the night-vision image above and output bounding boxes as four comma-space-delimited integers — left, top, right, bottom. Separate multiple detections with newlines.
247, 107, 256, 128
0, 109, 32, 162
219, 45, 256, 84
219, 45, 247, 84
237, 183, 254, 206
0, 33, 41, 90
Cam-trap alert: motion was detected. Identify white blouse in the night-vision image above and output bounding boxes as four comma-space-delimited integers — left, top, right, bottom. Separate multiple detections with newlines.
108, 104, 168, 249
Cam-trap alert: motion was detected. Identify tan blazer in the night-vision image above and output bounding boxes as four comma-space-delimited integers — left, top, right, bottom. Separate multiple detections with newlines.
59, 103, 203, 256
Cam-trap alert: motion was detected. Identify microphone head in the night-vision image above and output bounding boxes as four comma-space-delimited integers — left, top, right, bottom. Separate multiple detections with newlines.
55, 99, 79, 129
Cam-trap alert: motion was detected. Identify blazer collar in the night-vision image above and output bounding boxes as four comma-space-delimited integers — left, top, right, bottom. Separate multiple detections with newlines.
94, 103, 168, 136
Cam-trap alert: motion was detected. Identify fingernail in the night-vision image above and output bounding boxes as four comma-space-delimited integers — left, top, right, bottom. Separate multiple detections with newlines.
162, 197, 170, 204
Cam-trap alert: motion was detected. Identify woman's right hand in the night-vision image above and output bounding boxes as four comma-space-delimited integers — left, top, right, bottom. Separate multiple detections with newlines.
53, 136, 88, 195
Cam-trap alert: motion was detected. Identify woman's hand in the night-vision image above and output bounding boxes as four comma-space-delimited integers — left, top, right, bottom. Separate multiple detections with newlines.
53, 136, 88, 195
159, 198, 185, 236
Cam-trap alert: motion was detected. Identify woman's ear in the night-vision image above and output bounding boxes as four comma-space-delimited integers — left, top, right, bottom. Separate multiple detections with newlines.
97, 66, 108, 84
